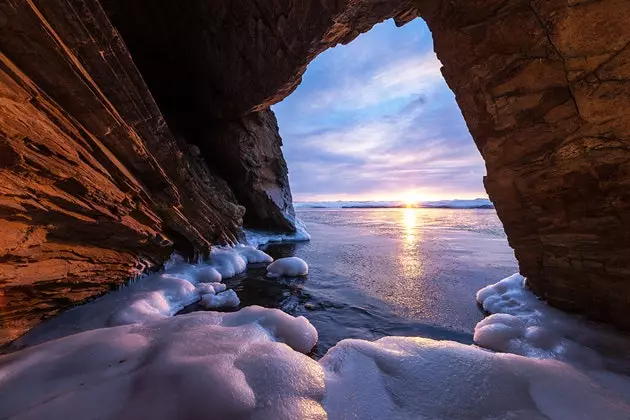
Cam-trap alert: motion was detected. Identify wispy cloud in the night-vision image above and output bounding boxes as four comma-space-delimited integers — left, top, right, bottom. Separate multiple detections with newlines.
273, 19, 487, 201
308, 52, 443, 111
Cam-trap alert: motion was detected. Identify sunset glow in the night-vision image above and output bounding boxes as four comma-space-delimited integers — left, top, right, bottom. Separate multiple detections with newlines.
274, 19, 487, 202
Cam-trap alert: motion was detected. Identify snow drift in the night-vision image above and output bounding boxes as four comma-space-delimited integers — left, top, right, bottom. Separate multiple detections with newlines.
2, 268, 630, 419
0, 308, 322, 420
3, 308, 629, 420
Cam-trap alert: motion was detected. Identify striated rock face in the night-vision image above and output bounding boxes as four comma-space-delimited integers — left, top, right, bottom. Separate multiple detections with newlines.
420, 0, 630, 329
1, 0, 629, 341
0, 0, 243, 342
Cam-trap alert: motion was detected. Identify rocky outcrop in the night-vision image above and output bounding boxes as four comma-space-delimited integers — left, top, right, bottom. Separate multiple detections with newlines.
419, 0, 630, 328
0, 0, 243, 342
99, 0, 630, 329
1, 0, 630, 342
203, 110, 295, 231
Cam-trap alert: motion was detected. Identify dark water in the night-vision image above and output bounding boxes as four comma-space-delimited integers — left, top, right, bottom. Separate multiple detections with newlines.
183, 208, 518, 358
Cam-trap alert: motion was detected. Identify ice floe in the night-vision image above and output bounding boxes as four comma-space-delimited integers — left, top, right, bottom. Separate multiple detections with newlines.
266, 257, 309, 277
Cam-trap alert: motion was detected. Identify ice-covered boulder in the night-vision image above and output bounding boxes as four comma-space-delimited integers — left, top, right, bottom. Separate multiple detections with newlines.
200, 289, 240, 309
475, 274, 630, 371
195, 282, 226, 295
209, 248, 249, 278
266, 257, 309, 277
235, 244, 274, 263
194, 266, 222, 283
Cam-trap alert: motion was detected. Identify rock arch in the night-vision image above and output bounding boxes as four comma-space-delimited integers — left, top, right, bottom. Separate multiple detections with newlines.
0, 0, 629, 341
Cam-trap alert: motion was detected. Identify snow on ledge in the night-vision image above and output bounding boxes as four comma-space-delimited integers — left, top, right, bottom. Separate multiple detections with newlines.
475, 273, 630, 373
11, 245, 274, 349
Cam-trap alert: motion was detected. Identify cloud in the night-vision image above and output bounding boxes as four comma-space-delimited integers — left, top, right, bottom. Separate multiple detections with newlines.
273, 18, 487, 201
307, 52, 443, 112
283, 95, 486, 201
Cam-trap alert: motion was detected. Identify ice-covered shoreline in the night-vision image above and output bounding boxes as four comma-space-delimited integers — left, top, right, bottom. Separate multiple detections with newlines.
2, 244, 629, 419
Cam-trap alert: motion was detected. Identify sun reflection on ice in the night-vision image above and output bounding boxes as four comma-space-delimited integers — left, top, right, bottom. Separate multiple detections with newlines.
399, 208, 423, 280
403, 207, 417, 244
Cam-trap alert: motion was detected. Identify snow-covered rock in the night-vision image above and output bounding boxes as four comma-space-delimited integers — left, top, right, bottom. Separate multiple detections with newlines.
475, 274, 630, 371
235, 244, 274, 263
266, 257, 309, 277
194, 266, 222, 283
4, 267, 630, 420
209, 247, 249, 278
4, 313, 628, 420
200, 289, 240, 309
195, 282, 226, 295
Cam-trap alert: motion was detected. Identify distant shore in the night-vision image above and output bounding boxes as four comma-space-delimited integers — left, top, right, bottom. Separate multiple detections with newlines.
295, 198, 495, 210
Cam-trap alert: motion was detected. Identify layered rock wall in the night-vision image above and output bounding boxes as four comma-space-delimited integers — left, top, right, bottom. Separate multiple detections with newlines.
420, 0, 630, 328
0, 0, 243, 342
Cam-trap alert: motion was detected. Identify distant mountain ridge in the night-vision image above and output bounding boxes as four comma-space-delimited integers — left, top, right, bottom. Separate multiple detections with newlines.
295, 198, 494, 209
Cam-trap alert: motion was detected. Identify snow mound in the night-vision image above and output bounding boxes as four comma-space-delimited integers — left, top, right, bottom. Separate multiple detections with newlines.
0, 308, 324, 420
245, 217, 311, 247
195, 282, 227, 295
209, 247, 249, 278
235, 244, 274, 263
194, 266, 222, 283
475, 274, 630, 372
224, 306, 318, 354
266, 257, 309, 277
200, 289, 241, 309
321, 336, 630, 420
4, 270, 630, 419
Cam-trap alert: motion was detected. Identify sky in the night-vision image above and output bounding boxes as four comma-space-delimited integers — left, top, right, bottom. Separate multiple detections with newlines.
272, 19, 487, 203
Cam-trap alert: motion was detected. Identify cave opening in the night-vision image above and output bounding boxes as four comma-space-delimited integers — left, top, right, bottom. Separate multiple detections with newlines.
273, 18, 487, 205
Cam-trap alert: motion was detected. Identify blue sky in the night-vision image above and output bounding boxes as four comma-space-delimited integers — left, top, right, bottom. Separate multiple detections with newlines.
273, 19, 487, 202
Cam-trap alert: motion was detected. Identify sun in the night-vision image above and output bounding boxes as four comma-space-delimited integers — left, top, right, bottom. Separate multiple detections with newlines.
402, 194, 421, 208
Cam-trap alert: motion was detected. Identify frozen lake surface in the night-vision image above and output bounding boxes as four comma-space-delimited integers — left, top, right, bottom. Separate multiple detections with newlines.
211, 208, 518, 356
